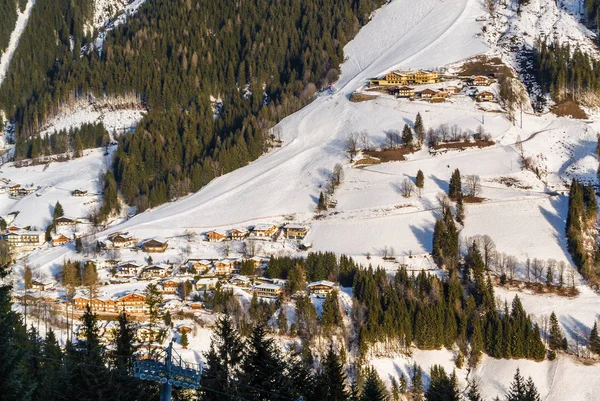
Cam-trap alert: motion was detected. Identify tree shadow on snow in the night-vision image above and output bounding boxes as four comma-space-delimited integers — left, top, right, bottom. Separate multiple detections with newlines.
430, 174, 449, 194
410, 224, 433, 253
538, 195, 574, 265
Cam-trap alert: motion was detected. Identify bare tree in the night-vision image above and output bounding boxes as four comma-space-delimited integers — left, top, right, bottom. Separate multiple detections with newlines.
558, 261, 566, 287
346, 133, 359, 162
360, 131, 372, 151
438, 124, 450, 142
464, 174, 482, 197
451, 124, 461, 141
427, 128, 438, 147
480, 235, 496, 271
507, 255, 517, 280
401, 178, 415, 197
332, 163, 344, 186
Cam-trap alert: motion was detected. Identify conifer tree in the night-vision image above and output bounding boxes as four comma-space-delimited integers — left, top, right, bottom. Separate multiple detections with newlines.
415, 112, 425, 144
180, 330, 189, 348
278, 305, 288, 335
456, 193, 465, 223
0, 285, 26, 399
448, 169, 462, 200
24, 266, 32, 289
201, 317, 245, 401
321, 290, 342, 331
314, 345, 350, 401
53, 201, 64, 219
466, 380, 482, 401
590, 321, 600, 355
548, 312, 567, 351
411, 363, 424, 399
425, 365, 460, 401
318, 191, 327, 211
416, 170, 425, 189
402, 124, 413, 147
506, 368, 526, 401
361, 367, 388, 401
524, 377, 541, 401
113, 312, 135, 368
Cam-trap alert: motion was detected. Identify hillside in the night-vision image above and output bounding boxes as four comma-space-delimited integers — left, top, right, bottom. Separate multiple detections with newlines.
2, 0, 600, 400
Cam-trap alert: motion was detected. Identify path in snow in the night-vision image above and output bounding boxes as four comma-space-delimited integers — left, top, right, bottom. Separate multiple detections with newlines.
0, 0, 35, 85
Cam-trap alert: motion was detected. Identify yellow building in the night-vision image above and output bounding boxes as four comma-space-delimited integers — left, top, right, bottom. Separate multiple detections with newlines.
371, 69, 439, 86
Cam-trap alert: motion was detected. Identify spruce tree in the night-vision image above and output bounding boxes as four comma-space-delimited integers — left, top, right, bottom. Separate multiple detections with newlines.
448, 169, 462, 200
416, 170, 425, 188
318, 191, 327, 211
0, 285, 27, 399
590, 321, 600, 355
524, 377, 541, 401
415, 112, 425, 143
180, 330, 189, 348
402, 124, 413, 147
466, 380, 482, 401
548, 312, 567, 351
361, 367, 388, 401
456, 193, 465, 223
506, 368, 526, 401
201, 317, 245, 401
425, 365, 459, 401
314, 345, 350, 401
53, 201, 64, 219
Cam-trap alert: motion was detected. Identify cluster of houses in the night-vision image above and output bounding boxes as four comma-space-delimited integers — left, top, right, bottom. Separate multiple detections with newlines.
98, 232, 169, 253
0, 179, 38, 198
1, 227, 45, 253
206, 223, 309, 242
369, 70, 497, 103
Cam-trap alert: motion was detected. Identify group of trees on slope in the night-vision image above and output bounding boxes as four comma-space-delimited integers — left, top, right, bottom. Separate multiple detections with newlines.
0, 0, 19, 57
0, 0, 389, 212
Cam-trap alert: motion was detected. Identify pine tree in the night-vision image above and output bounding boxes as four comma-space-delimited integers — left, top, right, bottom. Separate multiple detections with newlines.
448, 169, 462, 200
466, 380, 482, 401
53, 201, 64, 219
411, 363, 424, 400
425, 365, 459, 401
318, 191, 327, 211
278, 305, 288, 335
590, 321, 600, 355
414, 112, 425, 144
314, 345, 350, 401
416, 170, 425, 188
545, 265, 553, 286
201, 316, 245, 401
113, 312, 135, 369
506, 368, 526, 401
524, 377, 541, 401
0, 285, 27, 399
24, 266, 32, 289
456, 193, 465, 223
361, 367, 388, 401
321, 290, 342, 331
180, 330, 189, 348
402, 124, 413, 147
548, 312, 567, 351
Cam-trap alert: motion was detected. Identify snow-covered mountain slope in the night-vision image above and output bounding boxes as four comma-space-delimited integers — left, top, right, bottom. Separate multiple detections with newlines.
0, 0, 35, 85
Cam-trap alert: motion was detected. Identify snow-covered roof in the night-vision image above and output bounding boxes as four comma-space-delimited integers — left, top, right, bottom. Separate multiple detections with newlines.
196, 277, 218, 285
253, 224, 276, 231
254, 283, 283, 290
307, 280, 336, 288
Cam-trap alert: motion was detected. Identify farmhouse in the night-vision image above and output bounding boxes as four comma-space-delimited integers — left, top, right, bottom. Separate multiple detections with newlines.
419, 88, 437, 100
52, 234, 70, 247
54, 216, 76, 226
207, 230, 227, 242
140, 263, 171, 279
250, 224, 279, 239
31, 280, 54, 291
159, 278, 183, 294
196, 277, 219, 291
229, 275, 251, 287
140, 237, 168, 253
430, 92, 448, 103
71, 189, 88, 197
476, 91, 495, 102
395, 86, 415, 98
106, 232, 138, 248
471, 76, 491, 86
307, 280, 336, 295
229, 228, 249, 241
285, 224, 308, 240
214, 259, 241, 276
7, 184, 20, 196
443, 86, 461, 95
253, 283, 283, 299
186, 259, 213, 274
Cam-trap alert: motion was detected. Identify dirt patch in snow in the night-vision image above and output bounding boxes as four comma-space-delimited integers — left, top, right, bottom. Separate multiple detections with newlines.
551, 100, 588, 119
349, 92, 377, 103
458, 55, 507, 77
364, 147, 417, 162
432, 140, 494, 151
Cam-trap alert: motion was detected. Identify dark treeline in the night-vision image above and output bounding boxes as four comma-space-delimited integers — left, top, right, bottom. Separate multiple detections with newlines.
0, 268, 159, 401
0, 0, 18, 57
533, 39, 600, 102
1, 0, 388, 211
566, 179, 599, 285
14, 122, 111, 160
584, 0, 600, 33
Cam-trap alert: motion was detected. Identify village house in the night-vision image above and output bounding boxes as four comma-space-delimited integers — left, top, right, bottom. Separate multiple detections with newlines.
136, 324, 160, 342
229, 275, 251, 287
140, 237, 169, 253
5, 230, 45, 252
118, 261, 144, 277
419, 88, 437, 100
229, 228, 249, 241
476, 91, 495, 102
54, 216, 77, 226
430, 92, 448, 103
117, 292, 148, 314
442, 86, 461, 95
189, 301, 203, 310
285, 224, 309, 240
250, 224, 279, 239
71, 189, 88, 197
31, 280, 54, 291
159, 278, 183, 294
104, 232, 138, 249
196, 277, 219, 291
52, 234, 70, 247
395, 85, 415, 98
7, 184, 20, 196
207, 230, 227, 242
73, 292, 147, 314
471, 76, 491, 86
253, 283, 283, 299
186, 259, 213, 274
307, 280, 336, 295
140, 263, 171, 279
17, 187, 36, 197
214, 259, 241, 276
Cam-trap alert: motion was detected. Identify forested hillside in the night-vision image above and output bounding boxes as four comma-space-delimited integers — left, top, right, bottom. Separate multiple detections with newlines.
0, 0, 387, 210
0, 0, 18, 56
